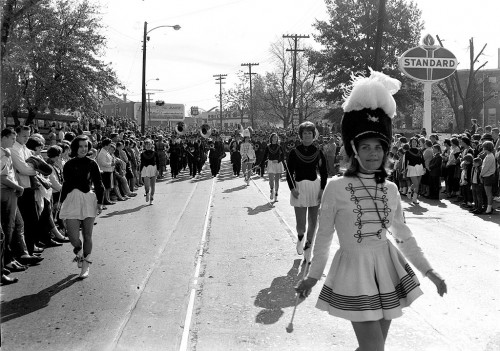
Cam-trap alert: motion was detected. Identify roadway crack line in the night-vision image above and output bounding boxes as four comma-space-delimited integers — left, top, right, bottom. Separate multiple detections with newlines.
179, 175, 217, 351
109, 182, 199, 351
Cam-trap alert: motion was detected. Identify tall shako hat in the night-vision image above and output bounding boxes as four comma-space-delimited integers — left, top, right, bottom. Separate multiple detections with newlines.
341, 69, 401, 158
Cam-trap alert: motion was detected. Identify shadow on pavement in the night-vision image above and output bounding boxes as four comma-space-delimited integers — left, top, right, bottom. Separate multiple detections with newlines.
245, 203, 273, 215
473, 209, 499, 222
223, 184, 247, 193
403, 202, 429, 215
100, 204, 150, 218
420, 198, 448, 208
254, 259, 308, 325
1, 274, 79, 323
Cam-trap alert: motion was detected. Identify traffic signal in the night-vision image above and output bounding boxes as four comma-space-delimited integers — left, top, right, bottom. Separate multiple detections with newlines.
155, 100, 165, 106
191, 106, 199, 116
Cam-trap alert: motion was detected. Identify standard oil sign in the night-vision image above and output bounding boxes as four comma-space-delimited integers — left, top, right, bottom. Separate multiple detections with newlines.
399, 35, 458, 82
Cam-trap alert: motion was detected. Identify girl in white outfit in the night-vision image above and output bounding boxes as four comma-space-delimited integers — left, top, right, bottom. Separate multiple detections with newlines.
296, 70, 447, 351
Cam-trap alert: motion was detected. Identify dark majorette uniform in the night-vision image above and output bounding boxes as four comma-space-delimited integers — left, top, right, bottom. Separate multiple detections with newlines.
286, 144, 327, 207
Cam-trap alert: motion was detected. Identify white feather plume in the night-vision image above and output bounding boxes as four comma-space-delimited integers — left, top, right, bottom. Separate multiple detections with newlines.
342, 68, 401, 118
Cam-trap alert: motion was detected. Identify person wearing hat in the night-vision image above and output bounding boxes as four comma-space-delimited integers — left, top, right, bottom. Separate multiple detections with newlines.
295, 70, 447, 351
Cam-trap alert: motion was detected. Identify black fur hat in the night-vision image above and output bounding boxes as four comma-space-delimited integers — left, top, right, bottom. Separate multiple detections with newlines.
341, 69, 401, 157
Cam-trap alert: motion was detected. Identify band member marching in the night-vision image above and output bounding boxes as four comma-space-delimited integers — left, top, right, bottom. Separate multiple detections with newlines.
186, 136, 199, 178
286, 121, 328, 262
261, 132, 285, 201
295, 70, 447, 351
240, 128, 256, 186
214, 134, 225, 175
154, 135, 168, 179
229, 133, 242, 176
208, 140, 220, 177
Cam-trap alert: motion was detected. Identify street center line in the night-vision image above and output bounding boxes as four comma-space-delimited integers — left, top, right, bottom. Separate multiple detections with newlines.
179, 176, 216, 351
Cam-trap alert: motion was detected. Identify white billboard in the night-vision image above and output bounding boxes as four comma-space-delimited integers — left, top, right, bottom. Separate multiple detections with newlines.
134, 103, 185, 124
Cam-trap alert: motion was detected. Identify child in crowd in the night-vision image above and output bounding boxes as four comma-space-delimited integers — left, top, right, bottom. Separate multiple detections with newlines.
470, 157, 484, 214
459, 154, 474, 208
399, 144, 411, 195
427, 144, 443, 200
386, 146, 398, 183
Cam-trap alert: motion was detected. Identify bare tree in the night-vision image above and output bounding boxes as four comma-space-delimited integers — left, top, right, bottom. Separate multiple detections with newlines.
436, 37, 495, 131
225, 71, 249, 127
259, 39, 324, 128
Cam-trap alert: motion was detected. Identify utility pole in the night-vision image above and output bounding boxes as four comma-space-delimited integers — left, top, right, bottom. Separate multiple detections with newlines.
373, 0, 386, 71
141, 21, 147, 135
241, 63, 259, 129
283, 34, 309, 129
146, 92, 155, 127
214, 74, 227, 131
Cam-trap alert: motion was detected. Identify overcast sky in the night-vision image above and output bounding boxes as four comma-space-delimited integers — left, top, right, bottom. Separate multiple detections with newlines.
99, 0, 500, 112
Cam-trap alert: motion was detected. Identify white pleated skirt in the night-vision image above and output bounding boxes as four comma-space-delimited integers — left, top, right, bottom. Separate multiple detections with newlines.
316, 240, 423, 322
290, 178, 321, 207
141, 165, 157, 178
59, 189, 97, 220
267, 161, 284, 174
406, 164, 425, 177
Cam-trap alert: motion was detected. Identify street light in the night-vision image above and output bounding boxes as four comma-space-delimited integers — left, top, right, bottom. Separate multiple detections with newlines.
146, 78, 159, 86
141, 22, 180, 134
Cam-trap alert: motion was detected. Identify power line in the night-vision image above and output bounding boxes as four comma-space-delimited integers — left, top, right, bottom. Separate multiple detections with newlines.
214, 74, 227, 130
241, 63, 259, 129
283, 34, 309, 128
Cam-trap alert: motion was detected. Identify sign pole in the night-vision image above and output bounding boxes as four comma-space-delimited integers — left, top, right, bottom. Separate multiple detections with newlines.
423, 82, 433, 134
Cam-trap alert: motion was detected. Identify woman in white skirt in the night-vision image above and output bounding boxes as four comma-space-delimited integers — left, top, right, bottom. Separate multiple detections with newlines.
286, 121, 327, 262
240, 129, 256, 186
261, 133, 285, 201
140, 139, 159, 205
404, 137, 426, 204
296, 70, 447, 351
59, 135, 104, 279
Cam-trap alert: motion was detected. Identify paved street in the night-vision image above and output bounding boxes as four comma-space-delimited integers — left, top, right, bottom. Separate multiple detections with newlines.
1, 157, 499, 351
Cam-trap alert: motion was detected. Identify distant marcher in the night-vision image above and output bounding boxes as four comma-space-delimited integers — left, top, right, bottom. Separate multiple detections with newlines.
140, 139, 159, 205
261, 133, 285, 201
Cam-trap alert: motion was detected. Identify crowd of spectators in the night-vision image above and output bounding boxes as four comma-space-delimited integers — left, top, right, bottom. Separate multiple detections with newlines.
2, 116, 499, 285
388, 125, 500, 212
